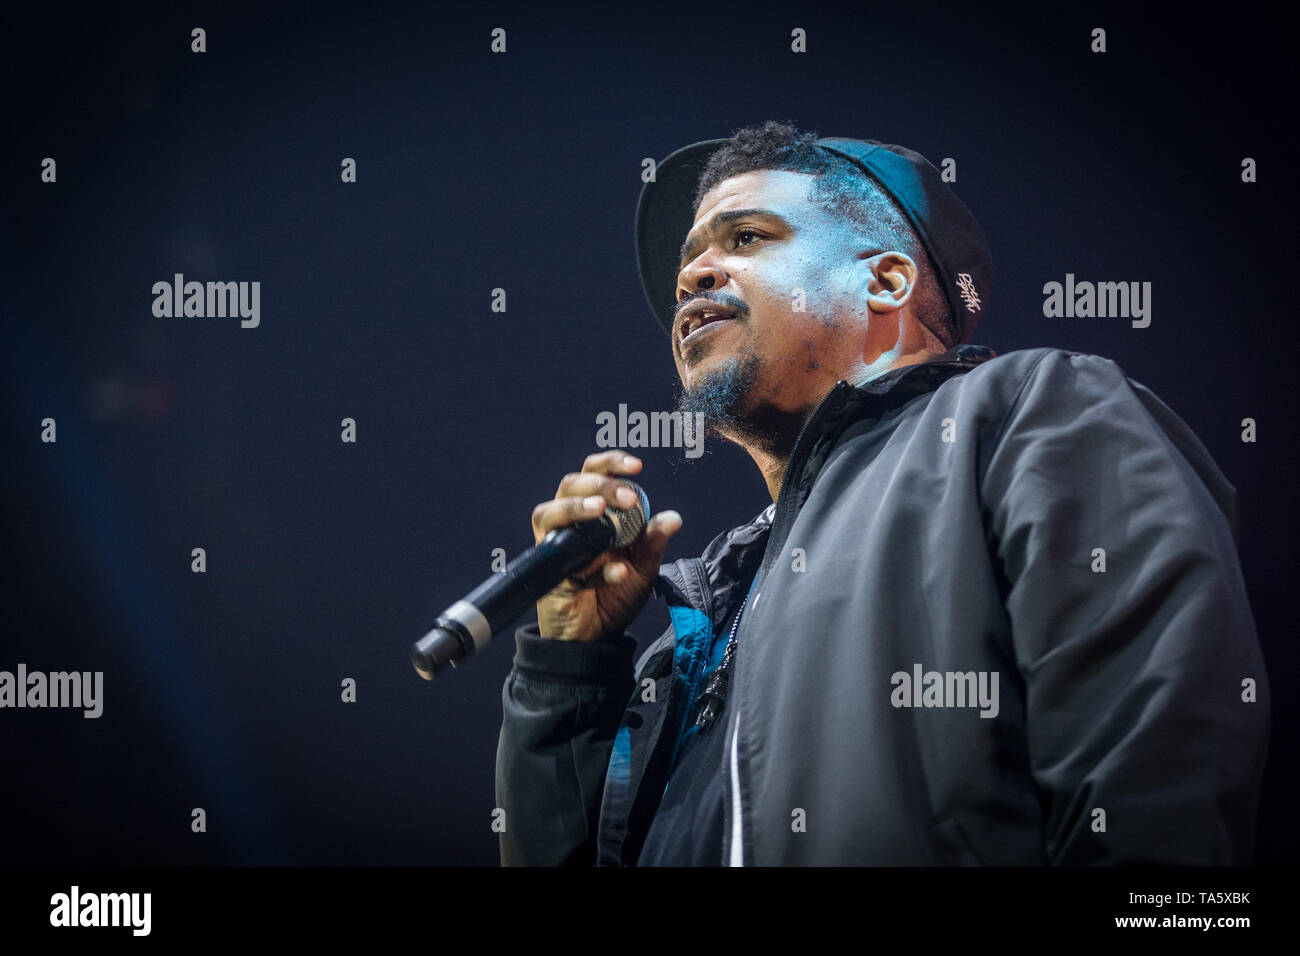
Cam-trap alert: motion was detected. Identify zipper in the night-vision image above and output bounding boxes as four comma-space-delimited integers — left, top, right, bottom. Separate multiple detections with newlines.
720, 358, 981, 864
728, 706, 745, 865
724, 381, 849, 866
754, 382, 851, 582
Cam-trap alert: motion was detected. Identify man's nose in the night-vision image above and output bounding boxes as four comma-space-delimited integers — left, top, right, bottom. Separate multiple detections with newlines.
677, 254, 726, 304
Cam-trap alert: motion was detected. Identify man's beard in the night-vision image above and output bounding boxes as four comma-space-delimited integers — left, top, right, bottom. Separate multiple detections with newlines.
674, 349, 804, 459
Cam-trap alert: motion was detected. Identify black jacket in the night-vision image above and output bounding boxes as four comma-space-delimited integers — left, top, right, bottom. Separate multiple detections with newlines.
495, 345, 1271, 865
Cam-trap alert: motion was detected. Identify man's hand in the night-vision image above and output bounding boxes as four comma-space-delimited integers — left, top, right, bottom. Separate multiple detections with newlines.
531, 451, 682, 642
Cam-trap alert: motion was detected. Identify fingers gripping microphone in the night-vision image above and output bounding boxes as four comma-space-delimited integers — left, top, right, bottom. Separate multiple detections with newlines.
411, 479, 650, 679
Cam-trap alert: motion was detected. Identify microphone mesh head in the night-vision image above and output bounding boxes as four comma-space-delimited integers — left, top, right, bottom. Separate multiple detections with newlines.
607, 478, 650, 548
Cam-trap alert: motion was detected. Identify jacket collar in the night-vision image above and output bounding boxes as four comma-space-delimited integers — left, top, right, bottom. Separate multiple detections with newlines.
821, 343, 997, 429
655, 344, 997, 623
790, 343, 997, 500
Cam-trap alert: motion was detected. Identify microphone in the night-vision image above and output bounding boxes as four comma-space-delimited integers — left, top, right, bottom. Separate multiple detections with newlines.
410, 478, 650, 679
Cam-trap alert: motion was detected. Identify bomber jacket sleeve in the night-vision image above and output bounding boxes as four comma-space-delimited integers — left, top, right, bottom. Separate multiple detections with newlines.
495, 623, 638, 866
981, 350, 1270, 865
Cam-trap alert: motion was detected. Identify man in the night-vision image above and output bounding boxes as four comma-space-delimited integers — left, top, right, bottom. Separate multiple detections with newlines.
495, 121, 1270, 865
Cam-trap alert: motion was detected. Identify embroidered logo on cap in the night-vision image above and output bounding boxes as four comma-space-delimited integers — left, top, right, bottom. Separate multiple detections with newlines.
955, 273, 982, 313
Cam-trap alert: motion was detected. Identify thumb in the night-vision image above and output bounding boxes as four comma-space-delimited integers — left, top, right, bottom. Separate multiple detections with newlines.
627, 510, 683, 572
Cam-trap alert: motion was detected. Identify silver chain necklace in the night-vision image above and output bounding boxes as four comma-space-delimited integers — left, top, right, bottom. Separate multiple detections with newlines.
693, 590, 749, 730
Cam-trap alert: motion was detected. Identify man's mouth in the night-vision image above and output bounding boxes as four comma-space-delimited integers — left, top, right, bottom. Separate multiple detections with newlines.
681, 314, 734, 346
677, 302, 739, 348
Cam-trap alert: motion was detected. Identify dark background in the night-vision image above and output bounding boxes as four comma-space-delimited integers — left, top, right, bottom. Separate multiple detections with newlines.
2, 1, 1295, 866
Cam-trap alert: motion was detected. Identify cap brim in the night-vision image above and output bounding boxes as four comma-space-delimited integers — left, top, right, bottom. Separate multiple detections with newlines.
634, 139, 729, 336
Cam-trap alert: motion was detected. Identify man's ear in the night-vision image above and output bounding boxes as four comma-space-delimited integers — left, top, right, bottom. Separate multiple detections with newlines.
861, 251, 917, 314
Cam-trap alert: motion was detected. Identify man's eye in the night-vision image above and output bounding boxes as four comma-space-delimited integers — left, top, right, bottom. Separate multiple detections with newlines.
733, 229, 763, 248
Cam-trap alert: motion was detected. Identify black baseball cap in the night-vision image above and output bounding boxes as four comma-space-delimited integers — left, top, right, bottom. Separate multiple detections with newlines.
634, 135, 994, 345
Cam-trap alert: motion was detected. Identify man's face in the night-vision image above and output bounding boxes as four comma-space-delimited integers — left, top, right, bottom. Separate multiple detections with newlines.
671, 170, 873, 447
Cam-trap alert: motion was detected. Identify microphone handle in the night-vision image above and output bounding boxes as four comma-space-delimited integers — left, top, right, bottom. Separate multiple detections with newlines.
411, 517, 615, 678
476, 518, 616, 629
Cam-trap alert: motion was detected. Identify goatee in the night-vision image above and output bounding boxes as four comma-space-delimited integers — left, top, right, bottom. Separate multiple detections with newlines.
674, 350, 802, 459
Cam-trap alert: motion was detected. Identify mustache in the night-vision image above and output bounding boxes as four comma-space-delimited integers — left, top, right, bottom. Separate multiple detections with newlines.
673, 291, 748, 324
